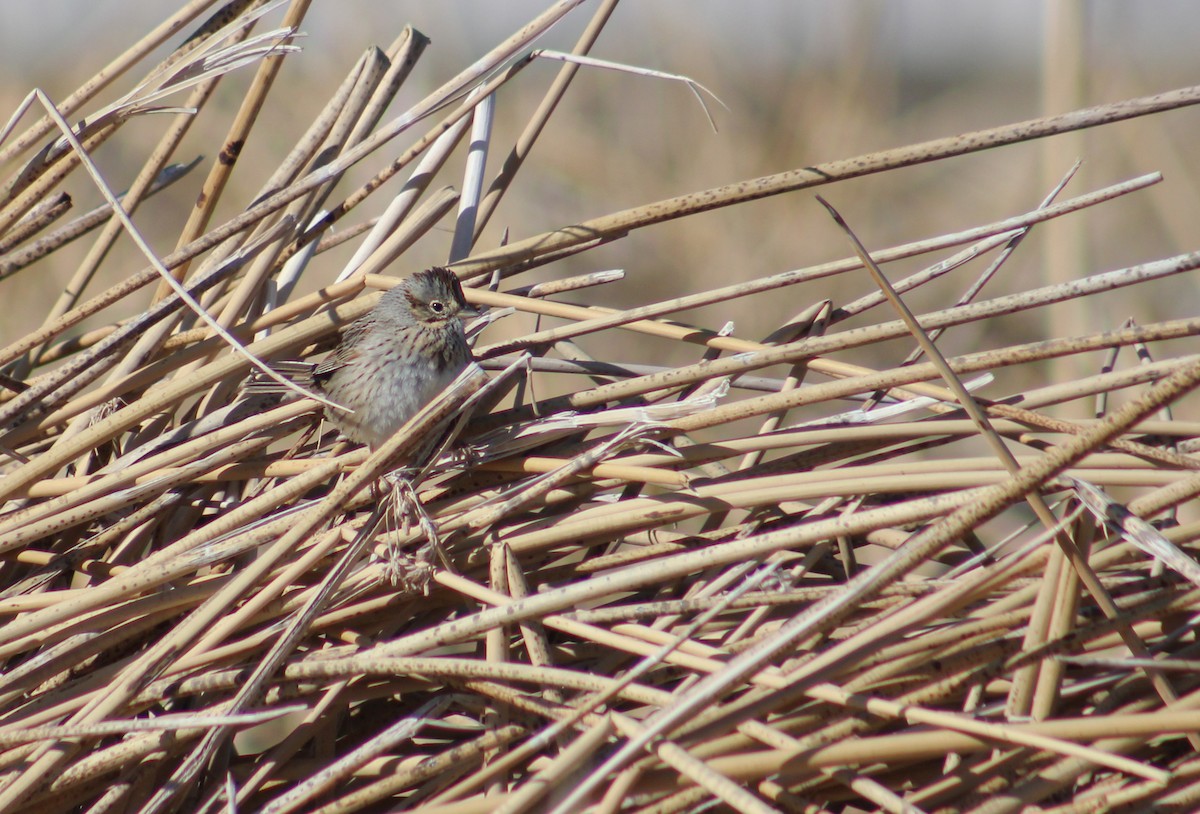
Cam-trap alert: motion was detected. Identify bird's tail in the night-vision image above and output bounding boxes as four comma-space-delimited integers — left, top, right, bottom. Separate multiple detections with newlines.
242, 360, 319, 396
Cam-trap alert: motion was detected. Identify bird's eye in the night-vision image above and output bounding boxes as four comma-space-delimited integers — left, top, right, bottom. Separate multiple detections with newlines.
430, 300, 445, 313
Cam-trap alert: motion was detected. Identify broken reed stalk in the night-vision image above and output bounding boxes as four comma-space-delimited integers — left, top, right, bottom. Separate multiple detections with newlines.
2, 3, 1200, 813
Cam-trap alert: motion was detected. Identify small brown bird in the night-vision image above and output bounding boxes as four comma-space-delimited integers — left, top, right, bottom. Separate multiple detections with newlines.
251, 267, 476, 448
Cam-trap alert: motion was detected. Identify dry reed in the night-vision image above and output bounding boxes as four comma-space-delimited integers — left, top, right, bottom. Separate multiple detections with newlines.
3, 3, 1200, 813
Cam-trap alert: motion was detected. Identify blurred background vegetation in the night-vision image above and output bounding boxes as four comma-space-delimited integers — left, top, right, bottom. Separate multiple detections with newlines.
2, 1, 1198, 399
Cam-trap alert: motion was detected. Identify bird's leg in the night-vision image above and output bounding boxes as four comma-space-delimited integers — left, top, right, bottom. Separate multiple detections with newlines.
379, 472, 451, 590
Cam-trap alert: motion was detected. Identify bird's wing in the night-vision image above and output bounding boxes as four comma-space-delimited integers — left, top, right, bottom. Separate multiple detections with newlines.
312, 320, 370, 382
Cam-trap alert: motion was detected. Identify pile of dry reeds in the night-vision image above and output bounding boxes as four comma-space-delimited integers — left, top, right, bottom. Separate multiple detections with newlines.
5, 3, 1200, 813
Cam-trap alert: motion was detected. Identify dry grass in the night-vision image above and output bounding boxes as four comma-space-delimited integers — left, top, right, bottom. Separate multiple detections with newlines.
3, 3, 1200, 813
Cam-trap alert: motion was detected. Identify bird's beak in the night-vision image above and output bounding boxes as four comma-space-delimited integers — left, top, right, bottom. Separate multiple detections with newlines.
460, 303, 482, 319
